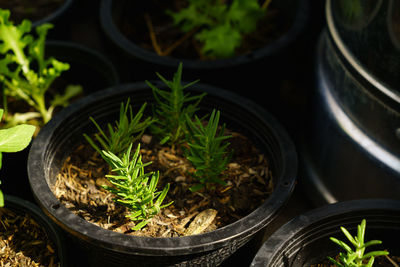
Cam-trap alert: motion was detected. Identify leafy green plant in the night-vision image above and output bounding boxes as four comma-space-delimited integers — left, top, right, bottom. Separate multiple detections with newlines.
83, 98, 154, 157
185, 109, 232, 192
0, 108, 35, 206
146, 62, 206, 146
0, 8, 82, 126
167, 0, 271, 58
100, 143, 172, 230
328, 219, 389, 267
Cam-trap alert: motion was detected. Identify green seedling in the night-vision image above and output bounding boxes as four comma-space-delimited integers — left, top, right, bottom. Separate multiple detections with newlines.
167, 0, 271, 58
101, 143, 172, 230
0, 8, 82, 126
328, 219, 389, 267
0, 108, 35, 206
185, 109, 232, 192
84, 98, 154, 157
146, 62, 206, 146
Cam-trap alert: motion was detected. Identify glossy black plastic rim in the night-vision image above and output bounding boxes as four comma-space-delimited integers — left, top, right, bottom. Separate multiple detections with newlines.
32, 0, 74, 27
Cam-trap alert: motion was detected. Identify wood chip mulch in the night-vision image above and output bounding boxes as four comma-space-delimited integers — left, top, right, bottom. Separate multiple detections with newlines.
53, 130, 274, 238
0, 207, 60, 266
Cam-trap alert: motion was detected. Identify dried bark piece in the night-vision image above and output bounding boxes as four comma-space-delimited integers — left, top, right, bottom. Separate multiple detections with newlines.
184, 209, 217, 236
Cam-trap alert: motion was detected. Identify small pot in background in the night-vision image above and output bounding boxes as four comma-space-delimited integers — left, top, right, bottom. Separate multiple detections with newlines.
98, 0, 310, 118
251, 199, 400, 266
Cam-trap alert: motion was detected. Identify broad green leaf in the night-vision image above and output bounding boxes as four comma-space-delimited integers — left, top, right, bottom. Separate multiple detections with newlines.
0, 189, 3, 207
0, 124, 35, 152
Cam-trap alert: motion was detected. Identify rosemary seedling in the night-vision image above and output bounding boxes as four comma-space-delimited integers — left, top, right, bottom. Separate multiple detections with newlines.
146, 62, 206, 146
101, 143, 172, 230
84, 98, 154, 157
185, 109, 232, 192
0, 9, 82, 126
167, 0, 271, 58
0, 108, 35, 206
328, 219, 389, 267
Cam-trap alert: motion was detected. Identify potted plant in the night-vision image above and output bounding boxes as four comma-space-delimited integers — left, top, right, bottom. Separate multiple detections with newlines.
251, 199, 400, 266
98, 0, 310, 107
28, 64, 297, 266
0, 108, 66, 266
0, 8, 120, 202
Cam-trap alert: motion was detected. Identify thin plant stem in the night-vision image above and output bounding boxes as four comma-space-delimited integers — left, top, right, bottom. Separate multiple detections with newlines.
385, 255, 400, 267
261, 0, 272, 10
144, 13, 163, 56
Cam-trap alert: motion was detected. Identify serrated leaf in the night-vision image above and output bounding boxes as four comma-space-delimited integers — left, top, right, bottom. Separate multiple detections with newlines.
196, 25, 241, 58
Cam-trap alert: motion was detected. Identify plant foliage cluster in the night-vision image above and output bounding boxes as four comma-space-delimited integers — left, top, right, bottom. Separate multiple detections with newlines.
329, 219, 389, 267
85, 63, 233, 230
167, 0, 270, 58
0, 8, 82, 127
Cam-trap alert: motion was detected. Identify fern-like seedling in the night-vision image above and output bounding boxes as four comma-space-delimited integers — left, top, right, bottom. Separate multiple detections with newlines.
0, 8, 82, 126
146, 62, 206, 146
101, 143, 172, 230
167, 0, 270, 58
328, 219, 389, 267
83, 98, 154, 157
185, 109, 232, 192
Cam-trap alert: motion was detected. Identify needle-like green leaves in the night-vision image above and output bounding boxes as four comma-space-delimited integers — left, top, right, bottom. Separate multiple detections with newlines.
185, 109, 232, 191
328, 219, 389, 267
146, 62, 205, 146
84, 98, 154, 157
101, 143, 172, 230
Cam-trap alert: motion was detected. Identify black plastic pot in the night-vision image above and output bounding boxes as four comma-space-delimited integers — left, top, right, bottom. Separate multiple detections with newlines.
99, 0, 310, 111
2, 194, 67, 266
0, 40, 119, 203
28, 82, 297, 266
251, 199, 400, 266
300, 0, 400, 206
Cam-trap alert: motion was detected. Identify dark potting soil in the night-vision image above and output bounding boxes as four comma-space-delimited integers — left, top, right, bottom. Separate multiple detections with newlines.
53, 130, 274, 237
114, 0, 289, 60
0, 207, 60, 266
311, 255, 400, 267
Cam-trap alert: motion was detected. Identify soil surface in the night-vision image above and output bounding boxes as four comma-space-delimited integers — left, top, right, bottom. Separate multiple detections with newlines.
53, 130, 274, 237
311, 255, 400, 267
116, 0, 289, 60
0, 207, 60, 266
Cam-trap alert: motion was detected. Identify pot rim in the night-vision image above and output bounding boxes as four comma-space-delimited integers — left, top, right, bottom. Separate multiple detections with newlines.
325, 0, 400, 105
251, 198, 400, 266
32, 0, 74, 28
99, 0, 310, 70
45, 40, 120, 86
28, 82, 297, 256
